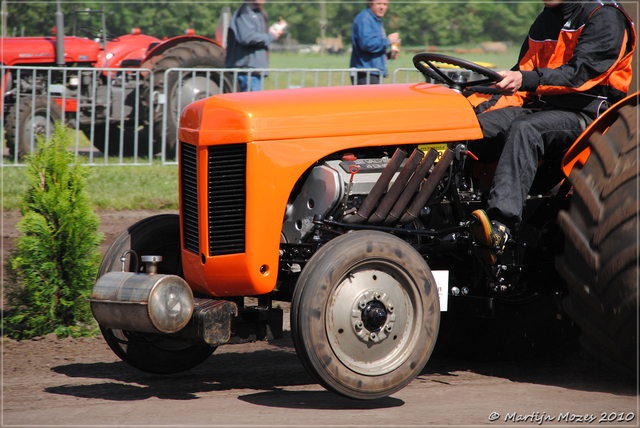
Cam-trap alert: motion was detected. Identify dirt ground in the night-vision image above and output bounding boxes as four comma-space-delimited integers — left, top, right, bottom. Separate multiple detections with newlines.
2, 210, 638, 426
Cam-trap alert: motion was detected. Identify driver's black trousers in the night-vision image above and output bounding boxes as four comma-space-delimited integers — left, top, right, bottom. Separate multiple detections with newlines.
476, 107, 589, 230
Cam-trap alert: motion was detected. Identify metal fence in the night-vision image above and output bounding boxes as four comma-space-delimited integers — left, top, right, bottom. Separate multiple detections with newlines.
2, 65, 482, 167
1, 65, 154, 166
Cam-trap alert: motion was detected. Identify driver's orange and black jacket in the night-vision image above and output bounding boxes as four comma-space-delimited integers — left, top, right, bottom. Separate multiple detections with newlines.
470, 0, 636, 119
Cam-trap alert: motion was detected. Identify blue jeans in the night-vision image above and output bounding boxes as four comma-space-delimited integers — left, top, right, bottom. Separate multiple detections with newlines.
237, 74, 263, 92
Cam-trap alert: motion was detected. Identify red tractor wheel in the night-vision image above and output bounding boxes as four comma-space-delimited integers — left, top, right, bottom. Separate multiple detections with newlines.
556, 100, 638, 376
143, 41, 232, 159
5, 96, 62, 159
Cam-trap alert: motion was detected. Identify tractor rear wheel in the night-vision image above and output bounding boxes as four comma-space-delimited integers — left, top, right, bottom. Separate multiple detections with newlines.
291, 231, 440, 399
144, 41, 231, 159
556, 101, 638, 376
97, 214, 215, 374
5, 96, 62, 159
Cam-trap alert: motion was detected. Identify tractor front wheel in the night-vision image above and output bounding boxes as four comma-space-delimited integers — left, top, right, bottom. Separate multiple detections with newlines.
5, 96, 62, 159
97, 214, 215, 374
291, 231, 440, 399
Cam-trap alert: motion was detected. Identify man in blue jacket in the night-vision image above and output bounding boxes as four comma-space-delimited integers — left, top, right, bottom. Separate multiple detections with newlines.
350, 0, 400, 85
225, 0, 283, 92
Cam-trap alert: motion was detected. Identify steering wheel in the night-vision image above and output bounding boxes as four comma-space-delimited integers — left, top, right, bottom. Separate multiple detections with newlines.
78, 26, 119, 42
413, 53, 503, 94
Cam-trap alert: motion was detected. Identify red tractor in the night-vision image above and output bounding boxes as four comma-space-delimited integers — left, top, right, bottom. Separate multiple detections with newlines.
1, 6, 230, 158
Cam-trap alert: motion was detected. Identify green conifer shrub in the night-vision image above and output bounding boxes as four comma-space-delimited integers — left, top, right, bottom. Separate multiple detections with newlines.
4, 123, 103, 339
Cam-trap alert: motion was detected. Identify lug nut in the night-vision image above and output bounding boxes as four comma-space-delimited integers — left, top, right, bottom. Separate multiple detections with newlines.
370, 333, 377, 340
387, 304, 394, 313
385, 324, 392, 332
355, 320, 364, 330
358, 300, 366, 309
374, 292, 382, 300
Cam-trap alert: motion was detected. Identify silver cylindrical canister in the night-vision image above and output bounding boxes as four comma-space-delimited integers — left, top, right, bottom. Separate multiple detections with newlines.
91, 272, 194, 334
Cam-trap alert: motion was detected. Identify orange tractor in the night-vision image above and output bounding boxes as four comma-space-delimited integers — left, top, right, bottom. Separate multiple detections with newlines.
91, 54, 638, 399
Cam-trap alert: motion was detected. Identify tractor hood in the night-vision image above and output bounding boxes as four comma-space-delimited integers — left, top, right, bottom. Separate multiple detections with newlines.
0, 37, 100, 65
179, 83, 483, 145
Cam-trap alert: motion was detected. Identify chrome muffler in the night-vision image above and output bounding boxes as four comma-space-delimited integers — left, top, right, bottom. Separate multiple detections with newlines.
91, 255, 194, 334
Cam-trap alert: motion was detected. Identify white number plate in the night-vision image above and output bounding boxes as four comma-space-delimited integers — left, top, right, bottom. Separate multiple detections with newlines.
432, 270, 449, 311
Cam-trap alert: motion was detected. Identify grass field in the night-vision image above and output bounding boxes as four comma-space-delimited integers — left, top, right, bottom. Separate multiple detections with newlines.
267, 47, 518, 88
270, 46, 519, 74
3, 161, 179, 211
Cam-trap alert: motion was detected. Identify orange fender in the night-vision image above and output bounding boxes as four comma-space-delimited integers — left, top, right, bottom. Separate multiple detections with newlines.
562, 92, 639, 178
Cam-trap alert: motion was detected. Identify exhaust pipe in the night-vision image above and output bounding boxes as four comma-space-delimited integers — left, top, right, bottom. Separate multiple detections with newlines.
384, 148, 438, 225
368, 149, 424, 224
91, 255, 195, 334
343, 147, 408, 224
399, 148, 455, 225
55, 0, 65, 66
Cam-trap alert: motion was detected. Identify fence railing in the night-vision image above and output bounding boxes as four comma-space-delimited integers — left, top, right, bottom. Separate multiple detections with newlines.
2, 65, 487, 167
1, 66, 154, 166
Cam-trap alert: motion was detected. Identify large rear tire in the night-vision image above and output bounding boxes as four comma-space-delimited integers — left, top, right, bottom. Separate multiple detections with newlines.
97, 214, 215, 374
5, 96, 62, 159
291, 231, 440, 399
556, 101, 638, 376
143, 41, 231, 159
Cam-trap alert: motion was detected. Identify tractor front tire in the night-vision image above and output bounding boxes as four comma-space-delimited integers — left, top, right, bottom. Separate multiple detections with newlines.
5, 96, 62, 159
97, 214, 215, 374
291, 231, 440, 399
556, 101, 638, 376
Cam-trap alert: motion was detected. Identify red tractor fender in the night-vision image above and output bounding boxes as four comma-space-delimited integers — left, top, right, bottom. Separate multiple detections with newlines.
140, 35, 224, 71
95, 33, 162, 69
561, 92, 639, 177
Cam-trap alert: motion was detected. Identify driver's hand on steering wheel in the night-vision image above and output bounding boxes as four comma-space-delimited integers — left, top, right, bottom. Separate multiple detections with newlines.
495, 70, 522, 95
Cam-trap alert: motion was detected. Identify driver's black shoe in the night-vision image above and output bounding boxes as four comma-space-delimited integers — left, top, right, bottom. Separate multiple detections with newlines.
471, 209, 509, 265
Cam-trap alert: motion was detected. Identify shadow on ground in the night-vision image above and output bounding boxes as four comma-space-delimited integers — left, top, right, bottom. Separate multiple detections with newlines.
47, 298, 636, 405
48, 346, 312, 401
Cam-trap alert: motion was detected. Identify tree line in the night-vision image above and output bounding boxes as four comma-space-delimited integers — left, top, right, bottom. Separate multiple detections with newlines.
5, 1, 544, 48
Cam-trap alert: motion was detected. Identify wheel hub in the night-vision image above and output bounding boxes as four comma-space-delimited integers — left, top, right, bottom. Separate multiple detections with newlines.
174, 74, 221, 116
25, 111, 50, 144
326, 266, 420, 376
361, 301, 387, 332
352, 289, 396, 343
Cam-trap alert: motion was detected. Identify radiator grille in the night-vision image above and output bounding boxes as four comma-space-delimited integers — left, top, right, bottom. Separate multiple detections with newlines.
208, 144, 246, 256
181, 142, 200, 254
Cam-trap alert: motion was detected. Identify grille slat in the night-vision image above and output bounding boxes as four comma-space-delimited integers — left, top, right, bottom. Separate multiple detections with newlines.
208, 144, 246, 256
180, 143, 200, 254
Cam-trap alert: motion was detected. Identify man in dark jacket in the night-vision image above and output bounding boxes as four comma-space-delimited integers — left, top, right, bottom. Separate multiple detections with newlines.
470, 0, 635, 265
225, 0, 283, 91
349, 0, 400, 85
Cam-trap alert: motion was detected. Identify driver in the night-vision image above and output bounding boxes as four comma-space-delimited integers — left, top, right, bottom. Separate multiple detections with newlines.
468, 0, 635, 265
